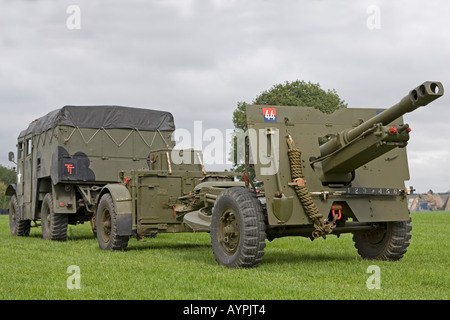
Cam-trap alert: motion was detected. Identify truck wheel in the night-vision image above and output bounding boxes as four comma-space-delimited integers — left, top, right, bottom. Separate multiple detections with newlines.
210, 187, 266, 268
353, 218, 412, 261
41, 193, 68, 241
9, 194, 31, 236
96, 193, 129, 251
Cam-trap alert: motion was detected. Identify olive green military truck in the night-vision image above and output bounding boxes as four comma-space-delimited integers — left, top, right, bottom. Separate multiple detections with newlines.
6, 106, 177, 238
7, 81, 444, 268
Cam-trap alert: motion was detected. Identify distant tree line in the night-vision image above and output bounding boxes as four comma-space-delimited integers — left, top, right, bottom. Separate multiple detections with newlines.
0, 165, 17, 210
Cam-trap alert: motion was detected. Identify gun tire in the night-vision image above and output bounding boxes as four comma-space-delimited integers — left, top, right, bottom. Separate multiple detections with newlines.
96, 193, 129, 251
41, 193, 68, 241
210, 187, 266, 268
353, 218, 412, 261
9, 194, 31, 236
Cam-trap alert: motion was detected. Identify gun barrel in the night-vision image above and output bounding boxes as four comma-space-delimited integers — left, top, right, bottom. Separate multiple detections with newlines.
320, 81, 444, 157
346, 81, 443, 142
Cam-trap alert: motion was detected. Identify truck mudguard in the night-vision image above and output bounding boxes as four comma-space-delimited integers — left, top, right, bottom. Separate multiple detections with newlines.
99, 183, 133, 236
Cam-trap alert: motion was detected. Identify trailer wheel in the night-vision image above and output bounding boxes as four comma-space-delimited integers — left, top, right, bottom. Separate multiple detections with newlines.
9, 194, 30, 236
41, 193, 68, 241
210, 187, 266, 268
353, 218, 412, 261
96, 193, 129, 251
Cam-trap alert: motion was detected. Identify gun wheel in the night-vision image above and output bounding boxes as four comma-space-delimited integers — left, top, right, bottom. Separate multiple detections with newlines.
210, 187, 266, 268
353, 218, 412, 261
96, 193, 129, 251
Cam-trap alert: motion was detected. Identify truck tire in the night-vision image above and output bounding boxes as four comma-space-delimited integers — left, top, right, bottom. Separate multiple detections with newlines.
96, 193, 129, 251
353, 218, 412, 261
41, 193, 68, 241
9, 194, 30, 236
210, 187, 266, 268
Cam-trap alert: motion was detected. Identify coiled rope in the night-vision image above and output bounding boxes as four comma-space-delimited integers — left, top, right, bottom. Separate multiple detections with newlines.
286, 135, 333, 239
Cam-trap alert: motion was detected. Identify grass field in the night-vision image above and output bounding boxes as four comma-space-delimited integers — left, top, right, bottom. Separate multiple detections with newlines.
0, 212, 448, 300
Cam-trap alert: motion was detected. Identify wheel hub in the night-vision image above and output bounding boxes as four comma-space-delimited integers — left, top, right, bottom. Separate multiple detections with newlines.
100, 209, 112, 242
219, 210, 240, 255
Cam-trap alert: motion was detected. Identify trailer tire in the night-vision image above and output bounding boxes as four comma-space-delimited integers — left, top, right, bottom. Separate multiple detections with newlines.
9, 194, 31, 236
210, 187, 266, 268
353, 218, 412, 261
41, 193, 68, 241
96, 193, 129, 251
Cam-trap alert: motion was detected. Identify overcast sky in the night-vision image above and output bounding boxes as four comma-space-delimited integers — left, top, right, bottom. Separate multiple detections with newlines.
1, 0, 449, 193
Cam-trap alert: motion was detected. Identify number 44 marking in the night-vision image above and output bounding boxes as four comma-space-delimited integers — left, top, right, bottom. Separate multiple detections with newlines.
263, 108, 277, 122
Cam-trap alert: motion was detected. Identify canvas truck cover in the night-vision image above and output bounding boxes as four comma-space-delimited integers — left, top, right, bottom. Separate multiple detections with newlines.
19, 105, 175, 138
16, 105, 176, 185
